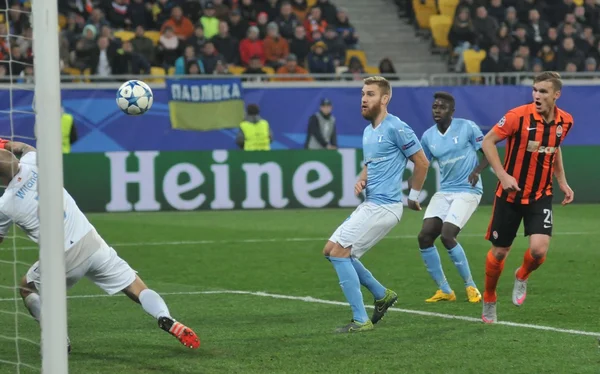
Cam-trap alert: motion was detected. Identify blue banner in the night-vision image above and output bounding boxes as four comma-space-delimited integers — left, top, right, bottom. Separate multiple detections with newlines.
0, 85, 598, 152
166, 78, 245, 131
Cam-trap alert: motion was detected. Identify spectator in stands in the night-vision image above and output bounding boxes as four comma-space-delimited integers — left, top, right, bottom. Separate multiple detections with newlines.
256, 11, 270, 39
186, 61, 202, 75
556, 37, 585, 70
292, 0, 309, 21
62, 13, 84, 49
236, 104, 273, 151
517, 0, 537, 24
101, 25, 122, 51
580, 26, 596, 55
126, 0, 154, 30
274, 53, 312, 81
487, 0, 505, 25
544, 27, 559, 51
342, 56, 365, 80
583, 0, 598, 33
304, 7, 327, 42
16, 27, 32, 56
213, 59, 231, 75
158, 26, 182, 68
379, 58, 399, 80
448, 7, 477, 72
112, 41, 151, 76
188, 25, 208, 56
558, 13, 581, 35
212, 0, 231, 21
473, 6, 498, 50
161, 6, 194, 40
537, 44, 556, 69
240, 0, 258, 23
289, 24, 310, 67
8, 45, 29, 76
565, 61, 578, 72
154, 0, 176, 27
504, 7, 519, 32
532, 58, 544, 73
131, 26, 155, 65
481, 45, 505, 74
73, 25, 98, 71
323, 26, 346, 67
262, 0, 281, 21
305, 98, 337, 150
175, 45, 205, 75
87, 9, 109, 33
90, 36, 115, 78
228, 9, 249, 41
317, 0, 338, 25
242, 55, 269, 81
587, 40, 600, 64
552, 0, 575, 27
583, 57, 597, 72
264, 22, 290, 69
201, 2, 220, 39
212, 21, 240, 66
8, 3, 30, 36
182, 0, 202, 24
201, 41, 224, 74
239, 26, 265, 66
308, 41, 335, 78
514, 44, 533, 70
334, 8, 358, 48
496, 23, 513, 57
275, 1, 300, 40
105, 0, 128, 30
527, 9, 548, 54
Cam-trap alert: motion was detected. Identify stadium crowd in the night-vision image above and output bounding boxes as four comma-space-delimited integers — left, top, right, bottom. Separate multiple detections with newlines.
397, 0, 600, 76
0, 0, 397, 81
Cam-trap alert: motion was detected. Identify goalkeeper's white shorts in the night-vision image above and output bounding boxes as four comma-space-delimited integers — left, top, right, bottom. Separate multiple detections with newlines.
26, 228, 137, 295
328, 201, 403, 259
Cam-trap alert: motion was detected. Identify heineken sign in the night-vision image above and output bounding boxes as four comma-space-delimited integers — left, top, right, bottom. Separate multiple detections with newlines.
63, 147, 594, 213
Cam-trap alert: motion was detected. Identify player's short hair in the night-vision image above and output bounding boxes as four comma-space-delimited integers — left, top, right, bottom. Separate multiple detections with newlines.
533, 71, 562, 91
363, 76, 392, 98
433, 91, 455, 108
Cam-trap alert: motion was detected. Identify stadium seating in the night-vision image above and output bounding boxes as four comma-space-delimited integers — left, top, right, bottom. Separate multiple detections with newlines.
345, 50, 368, 69
429, 15, 452, 50
412, 0, 437, 33
437, 0, 459, 18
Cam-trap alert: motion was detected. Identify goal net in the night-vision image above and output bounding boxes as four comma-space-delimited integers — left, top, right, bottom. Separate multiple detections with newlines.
0, 0, 68, 372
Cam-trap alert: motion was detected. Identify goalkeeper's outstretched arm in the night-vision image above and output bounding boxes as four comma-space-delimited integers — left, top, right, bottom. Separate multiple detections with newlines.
1, 140, 36, 156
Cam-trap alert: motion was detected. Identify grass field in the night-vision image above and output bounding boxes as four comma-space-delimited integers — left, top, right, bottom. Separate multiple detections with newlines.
0, 204, 598, 373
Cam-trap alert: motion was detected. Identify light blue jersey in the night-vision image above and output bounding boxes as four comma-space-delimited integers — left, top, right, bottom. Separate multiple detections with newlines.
420, 118, 484, 195
363, 113, 422, 205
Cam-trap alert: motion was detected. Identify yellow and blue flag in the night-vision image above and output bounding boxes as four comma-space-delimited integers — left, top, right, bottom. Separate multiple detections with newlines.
167, 78, 245, 131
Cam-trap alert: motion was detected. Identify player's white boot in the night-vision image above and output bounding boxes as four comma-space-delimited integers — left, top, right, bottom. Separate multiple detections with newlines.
482, 302, 497, 324
512, 269, 528, 307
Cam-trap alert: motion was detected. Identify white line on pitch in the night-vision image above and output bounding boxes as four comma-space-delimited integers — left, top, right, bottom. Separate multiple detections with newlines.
1, 231, 593, 251
0, 289, 597, 338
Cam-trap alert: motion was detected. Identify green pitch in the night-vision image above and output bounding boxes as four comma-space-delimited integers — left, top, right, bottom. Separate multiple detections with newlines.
0, 205, 598, 373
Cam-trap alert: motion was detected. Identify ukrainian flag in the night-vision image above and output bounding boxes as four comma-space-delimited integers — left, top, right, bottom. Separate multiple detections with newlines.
167, 78, 245, 131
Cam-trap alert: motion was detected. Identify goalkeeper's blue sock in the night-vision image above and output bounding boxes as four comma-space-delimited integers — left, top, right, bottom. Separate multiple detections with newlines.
351, 258, 386, 300
329, 256, 368, 323
420, 246, 452, 294
447, 243, 477, 288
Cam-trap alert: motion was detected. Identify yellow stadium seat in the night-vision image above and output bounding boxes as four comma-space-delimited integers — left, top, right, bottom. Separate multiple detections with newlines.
262, 66, 275, 75
228, 65, 246, 75
413, 0, 438, 30
430, 15, 452, 49
144, 30, 161, 45
364, 65, 380, 74
463, 49, 486, 74
114, 30, 135, 42
58, 14, 67, 30
438, 0, 459, 18
149, 66, 166, 83
345, 49, 368, 68
167, 67, 175, 75
307, 0, 318, 6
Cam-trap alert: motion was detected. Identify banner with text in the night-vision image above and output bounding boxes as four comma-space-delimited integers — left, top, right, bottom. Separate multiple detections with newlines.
63, 147, 597, 213
167, 78, 245, 131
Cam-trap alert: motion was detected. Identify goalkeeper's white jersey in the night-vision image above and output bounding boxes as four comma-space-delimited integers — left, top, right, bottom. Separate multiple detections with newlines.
0, 152, 93, 250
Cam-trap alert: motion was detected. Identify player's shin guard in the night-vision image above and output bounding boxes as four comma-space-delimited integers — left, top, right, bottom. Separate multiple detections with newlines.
329, 257, 369, 324
139, 289, 171, 320
516, 248, 546, 280
484, 250, 505, 303
420, 246, 452, 294
447, 243, 477, 288
350, 258, 386, 300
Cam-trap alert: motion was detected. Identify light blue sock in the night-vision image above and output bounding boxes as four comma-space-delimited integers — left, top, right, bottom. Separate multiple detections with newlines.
351, 258, 386, 300
420, 246, 452, 294
329, 257, 369, 323
447, 243, 476, 288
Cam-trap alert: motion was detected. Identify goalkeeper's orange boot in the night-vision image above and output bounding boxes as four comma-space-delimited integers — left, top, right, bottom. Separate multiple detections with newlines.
158, 316, 200, 349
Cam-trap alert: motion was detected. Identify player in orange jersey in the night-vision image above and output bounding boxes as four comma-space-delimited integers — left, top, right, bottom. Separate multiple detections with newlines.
479, 71, 575, 323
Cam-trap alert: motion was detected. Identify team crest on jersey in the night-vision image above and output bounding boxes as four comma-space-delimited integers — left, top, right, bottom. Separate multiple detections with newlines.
497, 116, 506, 127
556, 125, 563, 138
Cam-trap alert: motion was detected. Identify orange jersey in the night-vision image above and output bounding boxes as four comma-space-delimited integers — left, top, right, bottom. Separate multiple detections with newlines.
491, 103, 574, 204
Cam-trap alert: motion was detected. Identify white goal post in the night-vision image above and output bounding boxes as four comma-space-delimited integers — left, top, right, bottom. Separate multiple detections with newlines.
32, 0, 69, 372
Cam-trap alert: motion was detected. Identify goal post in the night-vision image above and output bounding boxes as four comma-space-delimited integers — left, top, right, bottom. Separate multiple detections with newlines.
32, 0, 69, 372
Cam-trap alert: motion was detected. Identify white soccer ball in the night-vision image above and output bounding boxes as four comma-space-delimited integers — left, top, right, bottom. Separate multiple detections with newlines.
116, 80, 154, 115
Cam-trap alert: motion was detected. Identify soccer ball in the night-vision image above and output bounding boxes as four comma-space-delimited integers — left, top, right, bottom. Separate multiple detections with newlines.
116, 80, 153, 115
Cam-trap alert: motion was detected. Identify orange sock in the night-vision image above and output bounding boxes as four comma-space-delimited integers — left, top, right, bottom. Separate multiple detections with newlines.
484, 250, 504, 303
516, 248, 546, 281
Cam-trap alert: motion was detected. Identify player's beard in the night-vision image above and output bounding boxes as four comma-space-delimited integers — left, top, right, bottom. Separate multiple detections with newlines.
362, 102, 381, 122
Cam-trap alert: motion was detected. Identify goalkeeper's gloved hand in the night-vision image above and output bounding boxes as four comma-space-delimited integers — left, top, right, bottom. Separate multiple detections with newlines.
0, 138, 8, 149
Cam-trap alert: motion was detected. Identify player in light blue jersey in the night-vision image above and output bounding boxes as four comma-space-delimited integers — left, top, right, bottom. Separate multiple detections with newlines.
322, 76, 430, 333
416, 92, 489, 303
